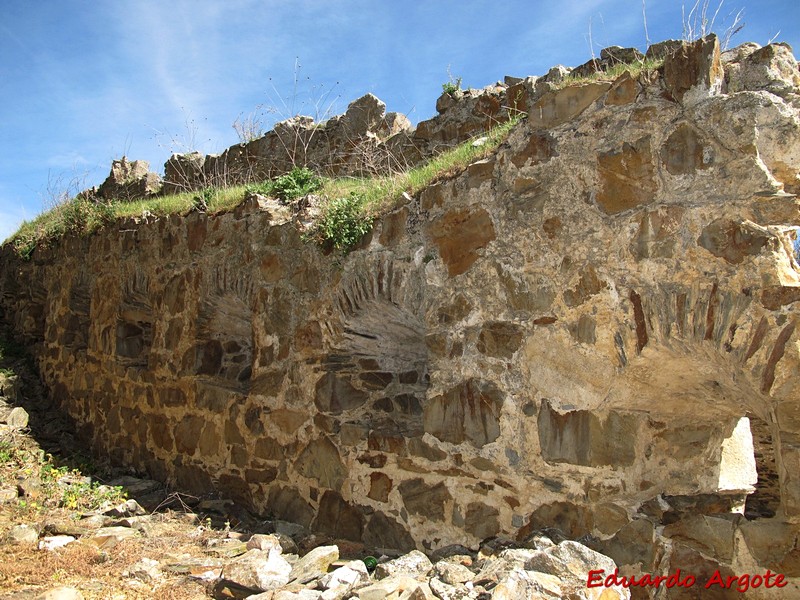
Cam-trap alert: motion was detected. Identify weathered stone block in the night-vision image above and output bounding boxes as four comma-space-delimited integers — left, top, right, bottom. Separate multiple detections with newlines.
563, 267, 606, 307
538, 401, 637, 467
476, 321, 523, 359
631, 207, 684, 259
596, 136, 657, 214
529, 82, 611, 130
664, 515, 735, 562
511, 131, 557, 168
661, 124, 712, 175
424, 379, 504, 447
268, 486, 314, 528
605, 71, 639, 106
398, 478, 451, 521
314, 372, 369, 414
464, 501, 500, 540
663, 34, 724, 103
294, 437, 346, 489
427, 208, 495, 276
698, 219, 773, 264
368, 472, 392, 502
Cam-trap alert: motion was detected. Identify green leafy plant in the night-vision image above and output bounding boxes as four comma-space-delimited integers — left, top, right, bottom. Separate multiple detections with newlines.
60, 479, 126, 511
1, 443, 127, 514
442, 76, 462, 95
244, 180, 274, 197
0, 441, 18, 463
193, 186, 218, 211
272, 166, 322, 203
316, 193, 373, 252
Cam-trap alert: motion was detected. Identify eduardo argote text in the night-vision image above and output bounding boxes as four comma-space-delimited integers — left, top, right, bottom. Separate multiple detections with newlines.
587, 568, 788, 593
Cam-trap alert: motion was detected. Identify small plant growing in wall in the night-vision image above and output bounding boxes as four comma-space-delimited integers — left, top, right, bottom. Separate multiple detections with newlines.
442, 66, 463, 96
272, 166, 323, 203
315, 193, 373, 252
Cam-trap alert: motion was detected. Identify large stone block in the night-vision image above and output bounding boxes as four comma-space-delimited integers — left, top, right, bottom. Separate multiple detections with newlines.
314, 372, 369, 414
596, 136, 657, 214
661, 124, 713, 175
698, 219, 773, 264
537, 401, 637, 467
398, 478, 451, 521
424, 378, 504, 447
529, 82, 611, 130
427, 208, 496, 276
294, 436, 346, 489
663, 34, 724, 103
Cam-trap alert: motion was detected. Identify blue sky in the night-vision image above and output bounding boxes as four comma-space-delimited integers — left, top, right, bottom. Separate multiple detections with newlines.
1, 0, 797, 242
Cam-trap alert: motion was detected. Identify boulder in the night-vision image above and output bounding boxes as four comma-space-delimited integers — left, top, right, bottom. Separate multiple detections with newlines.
163, 151, 206, 194
3, 406, 29, 428
319, 560, 370, 599
374, 549, 433, 580
663, 34, 724, 104
289, 544, 339, 584
221, 548, 293, 593
354, 575, 435, 600
726, 42, 800, 98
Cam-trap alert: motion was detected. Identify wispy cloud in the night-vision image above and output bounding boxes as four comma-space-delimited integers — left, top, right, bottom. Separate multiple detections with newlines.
45, 151, 91, 169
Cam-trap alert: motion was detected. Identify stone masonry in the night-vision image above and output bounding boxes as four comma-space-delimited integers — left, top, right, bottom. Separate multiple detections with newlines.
1, 35, 800, 593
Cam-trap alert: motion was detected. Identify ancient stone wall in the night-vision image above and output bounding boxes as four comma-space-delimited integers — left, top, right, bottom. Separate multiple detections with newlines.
2, 35, 800, 587
160, 73, 512, 193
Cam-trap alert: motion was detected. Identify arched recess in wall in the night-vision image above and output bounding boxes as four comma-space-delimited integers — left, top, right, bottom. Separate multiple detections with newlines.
62, 271, 92, 352
193, 265, 257, 391
597, 282, 796, 519
115, 271, 154, 368
315, 253, 429, 438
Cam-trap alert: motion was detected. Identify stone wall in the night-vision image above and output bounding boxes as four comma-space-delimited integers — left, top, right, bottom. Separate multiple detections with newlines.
161, 70, 512, 193
2, 35, 800, 588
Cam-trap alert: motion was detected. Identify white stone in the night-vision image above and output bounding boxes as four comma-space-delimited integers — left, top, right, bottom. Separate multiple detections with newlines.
319, 559, 370, 599
5, 406, 29, 428
39, 535, 76, 551
247, 533, 283, 552
84, 525, 139, 549
374, 549, 432, 580
223, 548, 292, 592
355, 575, 435, 600
124, 557, 162, 582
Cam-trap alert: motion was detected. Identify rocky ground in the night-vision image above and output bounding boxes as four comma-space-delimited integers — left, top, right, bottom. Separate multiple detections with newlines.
0, 330, 627, 600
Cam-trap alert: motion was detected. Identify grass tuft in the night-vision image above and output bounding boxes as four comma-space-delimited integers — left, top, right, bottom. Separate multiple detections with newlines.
553, 56, 664, 90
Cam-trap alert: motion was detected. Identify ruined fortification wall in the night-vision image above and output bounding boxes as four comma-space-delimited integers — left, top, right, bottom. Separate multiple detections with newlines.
2, 35, 800, 584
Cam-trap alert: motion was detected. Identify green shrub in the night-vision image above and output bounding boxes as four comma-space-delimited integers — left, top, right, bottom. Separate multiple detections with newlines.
272, 166, 322, 203
442, 76, 462, 95
244, 180, 274, 197
316, 193, 373, 252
